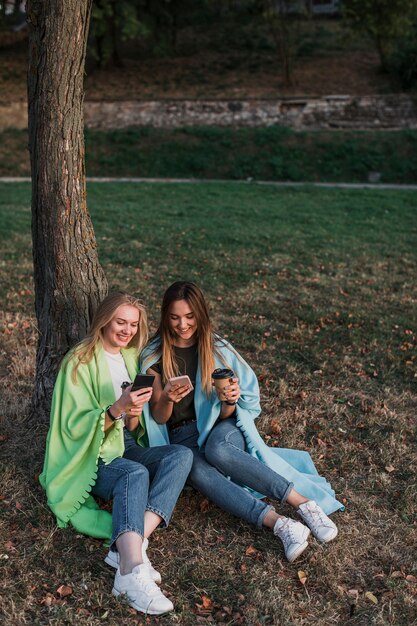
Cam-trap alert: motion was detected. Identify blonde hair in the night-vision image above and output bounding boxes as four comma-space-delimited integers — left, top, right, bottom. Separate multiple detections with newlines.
70, 291, 148, 383
147, 282, 228, 396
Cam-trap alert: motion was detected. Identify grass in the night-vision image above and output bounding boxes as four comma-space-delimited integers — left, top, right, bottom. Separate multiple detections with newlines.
1, 127, 417, 183
1, 181, 417, 625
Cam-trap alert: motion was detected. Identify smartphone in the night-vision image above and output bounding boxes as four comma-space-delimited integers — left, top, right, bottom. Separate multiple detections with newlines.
168, 374, 194, 390
130, 373, 155, 392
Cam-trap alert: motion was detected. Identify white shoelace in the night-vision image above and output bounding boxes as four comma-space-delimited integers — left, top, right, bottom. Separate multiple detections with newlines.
302, 503, 331, 530
130, 570, 160, 595
276, 519, 299, 544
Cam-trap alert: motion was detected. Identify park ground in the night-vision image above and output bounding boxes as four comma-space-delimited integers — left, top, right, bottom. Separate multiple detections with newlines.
0, 181, 416, 625
2, 127, 417, 184
0, 14, 399, 103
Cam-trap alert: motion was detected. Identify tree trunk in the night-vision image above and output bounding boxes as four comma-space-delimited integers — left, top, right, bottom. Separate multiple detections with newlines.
27, 0, 108, 421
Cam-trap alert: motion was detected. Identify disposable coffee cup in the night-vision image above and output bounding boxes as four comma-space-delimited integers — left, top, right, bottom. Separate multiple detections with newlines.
212, 368, 235, 401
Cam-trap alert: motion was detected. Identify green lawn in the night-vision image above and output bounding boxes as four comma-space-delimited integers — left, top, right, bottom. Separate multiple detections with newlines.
1, 182, 416, 625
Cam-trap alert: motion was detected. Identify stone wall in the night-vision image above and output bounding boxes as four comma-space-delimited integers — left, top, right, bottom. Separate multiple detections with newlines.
1, 95, 417, 131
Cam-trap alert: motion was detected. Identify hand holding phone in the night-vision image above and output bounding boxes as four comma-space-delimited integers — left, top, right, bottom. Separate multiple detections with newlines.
131, 373, 155, 392
168, 375, 194, 391
164, 375, 193, 404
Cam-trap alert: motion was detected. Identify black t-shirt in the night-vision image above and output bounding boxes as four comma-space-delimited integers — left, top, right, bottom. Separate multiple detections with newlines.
152, 344, 198, 426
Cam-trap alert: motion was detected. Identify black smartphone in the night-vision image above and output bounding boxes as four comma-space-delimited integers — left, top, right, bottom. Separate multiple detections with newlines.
130, 373, 155, 392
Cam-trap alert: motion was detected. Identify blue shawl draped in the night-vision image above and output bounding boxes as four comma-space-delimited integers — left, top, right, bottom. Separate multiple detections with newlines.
141, 338, 344, 516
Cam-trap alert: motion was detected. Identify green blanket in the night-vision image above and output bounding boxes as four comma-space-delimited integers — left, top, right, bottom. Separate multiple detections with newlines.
39, 344, 141, 538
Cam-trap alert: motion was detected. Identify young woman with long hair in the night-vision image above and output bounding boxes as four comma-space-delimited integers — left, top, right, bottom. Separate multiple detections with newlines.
40, 291, 193, 615
141, 282, 343, 563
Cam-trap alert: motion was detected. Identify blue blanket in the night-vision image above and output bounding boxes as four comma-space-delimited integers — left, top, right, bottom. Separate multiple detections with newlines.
141, 339, 344, 516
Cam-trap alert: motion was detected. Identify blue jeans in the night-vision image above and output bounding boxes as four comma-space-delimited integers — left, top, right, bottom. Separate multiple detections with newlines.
91, 430, 193, 547
169, 419, 293, 528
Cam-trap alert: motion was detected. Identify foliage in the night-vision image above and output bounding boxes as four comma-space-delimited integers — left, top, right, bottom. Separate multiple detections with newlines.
88, 0, 202, 67
2, 126, 417, 184
388, 23, 417, 90
89, 0, 149, 67
343, 0, 417, 69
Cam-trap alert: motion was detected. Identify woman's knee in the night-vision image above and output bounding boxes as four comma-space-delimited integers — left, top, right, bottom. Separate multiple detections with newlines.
102, 460, 150, 505
205, 424, 245, 469
166, 444, 194, 469
119, 459, 150, 488
188, 454, 217, 490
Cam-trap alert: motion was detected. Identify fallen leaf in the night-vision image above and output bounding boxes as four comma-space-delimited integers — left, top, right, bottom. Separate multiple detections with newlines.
270, 419, 281, 435
385, 465, 395, 473
76, 608, 90, 616
245, 545, 258, 556
41, 593, 53, 607
56, 584, 72, 597
201, 595, 213, 610
348, 589, 359, 601
298, 570, 307, 585
4, 541, 16, 551
240, 563, 247, 573
391, 571, 405, 578
199, 498, 210, 513
406, 575, 417, 583
365, 591, 378, 604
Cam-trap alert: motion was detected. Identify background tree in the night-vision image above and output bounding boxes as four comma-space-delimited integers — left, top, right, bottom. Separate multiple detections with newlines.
261, 0, 307, 87
343, 0, 417, 70
389, 22, 417, 89
88, 0, 200, 68
90, 0, 149, 68
27, 0, 108, 420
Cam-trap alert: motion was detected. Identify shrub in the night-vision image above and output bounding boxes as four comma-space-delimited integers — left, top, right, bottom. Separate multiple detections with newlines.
389, 24, 417, 90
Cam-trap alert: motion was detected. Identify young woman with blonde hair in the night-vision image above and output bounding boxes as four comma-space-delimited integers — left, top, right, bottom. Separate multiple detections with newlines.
40, 291, 193, 615
142, 282, 343, 563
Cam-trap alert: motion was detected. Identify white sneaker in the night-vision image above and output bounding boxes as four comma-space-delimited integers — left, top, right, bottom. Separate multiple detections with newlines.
112, 563, 173, 615
297, 500, 338, 543
104, 538, 162, 583
273, 517, 310, 562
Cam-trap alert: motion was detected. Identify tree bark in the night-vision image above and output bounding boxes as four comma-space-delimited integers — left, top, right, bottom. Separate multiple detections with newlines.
27, 0, 108, 420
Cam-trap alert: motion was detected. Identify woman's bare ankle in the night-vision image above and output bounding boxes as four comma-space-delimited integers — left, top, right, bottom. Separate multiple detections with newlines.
263, 510, 287, 530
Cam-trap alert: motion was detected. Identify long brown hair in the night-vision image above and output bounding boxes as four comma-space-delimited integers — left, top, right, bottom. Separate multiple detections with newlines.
70, 291, 148, 383
147, 281, 227, 395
